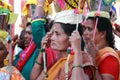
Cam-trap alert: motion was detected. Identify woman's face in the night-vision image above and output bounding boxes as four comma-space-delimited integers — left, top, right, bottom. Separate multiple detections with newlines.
24, 27, 32, 47
82, 19, 101, 45
50, 23, 70, 51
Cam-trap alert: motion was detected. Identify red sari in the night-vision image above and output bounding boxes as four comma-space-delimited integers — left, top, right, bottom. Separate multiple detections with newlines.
96, 47, 120, 80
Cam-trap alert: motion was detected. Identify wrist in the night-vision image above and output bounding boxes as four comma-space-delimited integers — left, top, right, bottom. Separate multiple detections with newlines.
35, 60, 43, 68
72, 64, 83, 70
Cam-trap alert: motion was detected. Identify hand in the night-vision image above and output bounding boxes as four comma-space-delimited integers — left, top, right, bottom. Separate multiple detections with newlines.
41, 32, 52, 48
113, 24, 120, 38
84, 38, 98, 65
69, 30, 81, 53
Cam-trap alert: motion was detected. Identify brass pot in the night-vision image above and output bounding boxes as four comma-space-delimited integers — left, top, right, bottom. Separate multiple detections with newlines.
0, 14, 9, 30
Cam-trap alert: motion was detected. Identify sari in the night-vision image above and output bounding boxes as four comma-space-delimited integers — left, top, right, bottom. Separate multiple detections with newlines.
96, 47, 120, 80
0, 66, 25, 80
47, 52, 95, 80
14, 18, 46, 80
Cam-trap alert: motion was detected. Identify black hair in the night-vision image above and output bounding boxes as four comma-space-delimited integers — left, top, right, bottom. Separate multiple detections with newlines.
18, 29, 26, 49
26, 22, 31, 27
59, 23, 85, 50
44, 19, 54, 33
87, 16, 115, 49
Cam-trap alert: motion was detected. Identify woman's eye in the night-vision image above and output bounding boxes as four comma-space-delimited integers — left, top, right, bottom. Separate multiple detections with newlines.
88, 27, 93, 31
82, 27, 86, 31
56, 32, 60, 36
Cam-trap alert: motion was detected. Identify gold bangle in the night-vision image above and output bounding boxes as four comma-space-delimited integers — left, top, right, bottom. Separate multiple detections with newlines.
72, 64, 83, 69
35, 60, 42, 67
37, 4, 43, 8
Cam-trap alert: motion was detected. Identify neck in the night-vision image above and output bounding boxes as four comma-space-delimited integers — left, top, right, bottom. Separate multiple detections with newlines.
97, 40, 109, 50
56, 51, 68, 60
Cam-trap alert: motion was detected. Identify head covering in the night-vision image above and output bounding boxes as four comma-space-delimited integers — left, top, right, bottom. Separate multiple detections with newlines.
0, 0, 18, 24
54, 9, 83, 24
86, 11, 110, 19
86, 0, 115, 19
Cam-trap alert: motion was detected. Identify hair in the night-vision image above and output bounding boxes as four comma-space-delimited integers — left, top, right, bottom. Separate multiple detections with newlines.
87, 16, 115, 49
18, 29, 26, 49
26, 22, 31, 27
58, 23, 85, 50
44, 19, 54, 33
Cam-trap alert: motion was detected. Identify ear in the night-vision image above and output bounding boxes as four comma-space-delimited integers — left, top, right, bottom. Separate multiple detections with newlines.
100, 31, 106, 38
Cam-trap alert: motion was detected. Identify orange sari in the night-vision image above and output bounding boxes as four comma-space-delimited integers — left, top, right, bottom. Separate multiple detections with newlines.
47, 53, 95, 80
96, 47, 120, 80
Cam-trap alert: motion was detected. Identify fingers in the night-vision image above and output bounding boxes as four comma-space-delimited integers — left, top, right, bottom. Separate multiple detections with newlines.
69, 30, 81, 52
69, 31, 81, 40
41, 32, 52, 47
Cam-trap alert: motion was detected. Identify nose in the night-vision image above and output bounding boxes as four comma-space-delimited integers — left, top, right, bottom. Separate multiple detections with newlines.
50, 33, 55, 41
83, 28, 89, 36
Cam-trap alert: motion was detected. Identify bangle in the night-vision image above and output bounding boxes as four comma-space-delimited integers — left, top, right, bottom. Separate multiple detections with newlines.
72, 64, 83, 69
37, 4, 43, 8
35, 60, 42, 67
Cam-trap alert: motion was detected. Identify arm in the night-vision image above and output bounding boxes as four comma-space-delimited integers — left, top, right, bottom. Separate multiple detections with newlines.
85, 38, 117, 80
31, 0, 46, 49
96, 56, 119, 80
69, 31, 89, 80
30, 52, 43, 80
30, 0, 45, 79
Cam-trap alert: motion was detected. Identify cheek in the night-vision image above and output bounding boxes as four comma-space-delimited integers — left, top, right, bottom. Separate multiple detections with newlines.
59, 39, 69, 48
52, 38, 69, 51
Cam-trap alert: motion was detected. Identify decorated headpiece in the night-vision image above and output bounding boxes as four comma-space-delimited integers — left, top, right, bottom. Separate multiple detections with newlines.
85, 0, 115, 40
86, 0, 115, 19
0, 0, 18, 46
0, 0, 18, 25
54, 9, 83, 24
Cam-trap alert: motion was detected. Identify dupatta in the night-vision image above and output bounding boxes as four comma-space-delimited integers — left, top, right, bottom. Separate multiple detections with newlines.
96, 47, 120, 80
17, 40, 36, 72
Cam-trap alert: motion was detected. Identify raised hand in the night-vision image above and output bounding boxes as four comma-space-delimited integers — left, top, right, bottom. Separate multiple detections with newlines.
69, 30, 81, 53
84, 37, 98, 65
41, 32, 52, 48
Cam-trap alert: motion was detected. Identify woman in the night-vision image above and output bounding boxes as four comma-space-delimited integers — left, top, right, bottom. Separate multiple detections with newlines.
0, 41, 25, 80
30, 0, 95, 79
14, 9, 46, 80
82, 13, 120, 80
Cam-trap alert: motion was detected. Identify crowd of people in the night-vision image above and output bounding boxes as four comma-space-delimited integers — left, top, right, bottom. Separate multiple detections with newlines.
0, 0, 120, 80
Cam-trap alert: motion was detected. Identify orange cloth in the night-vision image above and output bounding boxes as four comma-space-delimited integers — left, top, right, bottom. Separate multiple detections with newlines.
47, 55, 74, 80
0, 66, 25, 80
96, 47, 120, 80
47, 53, 95, 80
